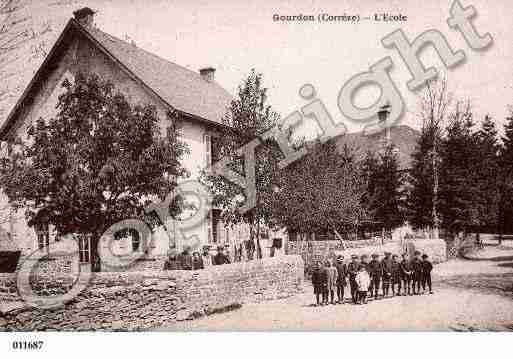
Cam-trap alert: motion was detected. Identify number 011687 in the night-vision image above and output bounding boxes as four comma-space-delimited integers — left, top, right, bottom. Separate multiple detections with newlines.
11, 341, 44, 350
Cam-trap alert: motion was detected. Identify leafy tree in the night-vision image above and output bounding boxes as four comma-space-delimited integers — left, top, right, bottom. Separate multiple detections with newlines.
270, 139, 367, 237
407, 118, 442, 229
0, 73, 188, 270
200, 70, 280, 258
407, 79, 449, 232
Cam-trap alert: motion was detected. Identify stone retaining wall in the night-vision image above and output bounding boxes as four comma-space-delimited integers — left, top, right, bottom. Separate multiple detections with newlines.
0, 255, 303, 331
173, 255, 303, 319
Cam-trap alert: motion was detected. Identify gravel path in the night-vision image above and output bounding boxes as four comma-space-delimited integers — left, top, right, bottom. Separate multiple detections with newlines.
162, 244, 513, 331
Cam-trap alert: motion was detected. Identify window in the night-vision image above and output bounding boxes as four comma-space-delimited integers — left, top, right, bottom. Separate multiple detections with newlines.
206, 209, 222, 244
50, 224, 60, 242
206, 210, 213, 243
130, 229, 141, 252
204, 134, 212, 166
36, 223, 49, 249
0, 141, 8, 159
113, 228, 140, 252
78, 235, 91, 264
212, 209, 221, 244
211, 136, 221, 164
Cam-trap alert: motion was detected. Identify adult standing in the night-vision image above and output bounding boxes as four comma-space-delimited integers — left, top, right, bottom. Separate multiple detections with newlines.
224, 244, 233, 263
213, 245, 231, 265
192, 251, 204, 270
163, 252, 179, 270
201, 245, 213, 267
177, 247, 192, 270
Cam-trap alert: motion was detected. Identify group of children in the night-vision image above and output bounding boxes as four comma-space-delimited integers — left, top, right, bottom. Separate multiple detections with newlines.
311, 250, 434, 306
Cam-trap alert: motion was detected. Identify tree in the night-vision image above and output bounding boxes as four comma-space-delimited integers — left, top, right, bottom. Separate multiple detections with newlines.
200, 70, 280, 259
361, 149, 379, 219
270, 139, 367, 238
438, 101, 481, 235
474, 115, 500, 231
407, 79, 450, 231
366, 144, 405, 232
0, 0, 64, 119
0, 72, 188, 270
498, 111, 513, 238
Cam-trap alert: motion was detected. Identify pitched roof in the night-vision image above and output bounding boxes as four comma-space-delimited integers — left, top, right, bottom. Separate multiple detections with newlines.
84, 25, 232, 124
0, 19, 232, 139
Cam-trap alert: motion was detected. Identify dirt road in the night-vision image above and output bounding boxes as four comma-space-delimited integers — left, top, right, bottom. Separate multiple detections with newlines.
162, 244, 513, 331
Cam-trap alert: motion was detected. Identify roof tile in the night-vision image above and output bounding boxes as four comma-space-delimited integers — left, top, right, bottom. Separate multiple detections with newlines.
84, 25, 232, 125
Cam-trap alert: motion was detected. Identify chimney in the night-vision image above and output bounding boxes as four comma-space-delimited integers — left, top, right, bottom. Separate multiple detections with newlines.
199, 67, 215, 82
377, 103, 391, 143
73, 7, 95, 28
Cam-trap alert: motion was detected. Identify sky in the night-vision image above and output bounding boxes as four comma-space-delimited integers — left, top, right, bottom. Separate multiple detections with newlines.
11, 0, 513, 136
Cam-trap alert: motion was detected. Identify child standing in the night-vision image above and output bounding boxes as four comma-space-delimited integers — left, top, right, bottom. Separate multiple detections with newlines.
421, 254, 434, 294
368, 253, 382, 300
411, 251, 423, 295
334, 255, 347, 304
347, 255, 360, 304
390, 254, 402, 296
356, 265, 371, 304
381, 252, 393, 297
400, 253, 413, 295
325, 260, 338, 305
312, 261, 327, 306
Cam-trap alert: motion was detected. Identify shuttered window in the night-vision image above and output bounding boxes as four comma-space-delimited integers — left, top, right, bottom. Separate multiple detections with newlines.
36, 223, 50, 249
78, 235, 91, 264
204, 134, 212, 166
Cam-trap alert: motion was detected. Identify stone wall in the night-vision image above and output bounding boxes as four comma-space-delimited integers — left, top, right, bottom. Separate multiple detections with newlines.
334, 238, 447, 264
288, 238, 447, 272
286, 238, 394, 270
173, 255, 303, 318
0, 255, 303, 331
101, 256, 168, 273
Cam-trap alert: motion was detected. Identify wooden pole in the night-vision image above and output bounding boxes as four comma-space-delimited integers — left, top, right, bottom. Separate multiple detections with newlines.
326, 216, 346, 250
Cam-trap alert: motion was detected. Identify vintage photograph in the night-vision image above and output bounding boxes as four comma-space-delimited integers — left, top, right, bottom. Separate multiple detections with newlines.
0, 0, 512, 337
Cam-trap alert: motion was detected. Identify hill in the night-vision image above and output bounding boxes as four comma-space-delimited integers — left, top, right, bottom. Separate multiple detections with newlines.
333, 125, 420, 169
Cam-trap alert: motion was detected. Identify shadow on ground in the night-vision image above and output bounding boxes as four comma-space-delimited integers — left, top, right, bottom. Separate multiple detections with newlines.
463, 254, 513, 262
497, 262, 513, 268
436, 271, 513, 299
